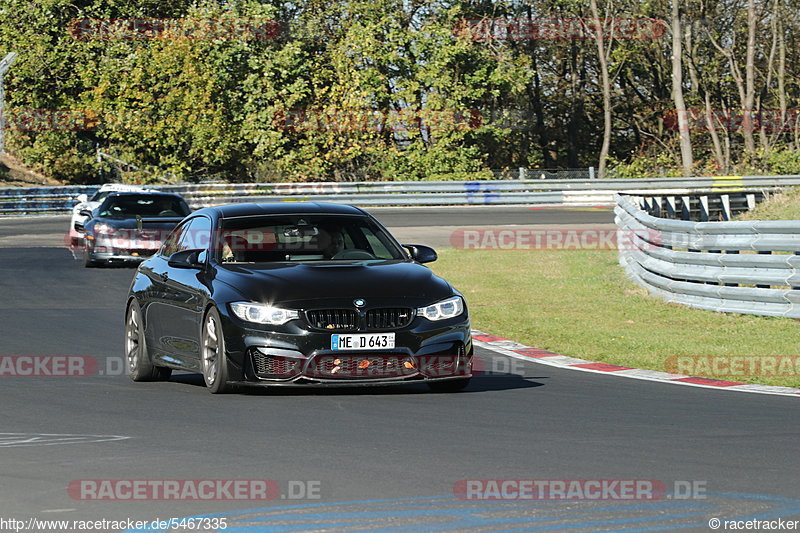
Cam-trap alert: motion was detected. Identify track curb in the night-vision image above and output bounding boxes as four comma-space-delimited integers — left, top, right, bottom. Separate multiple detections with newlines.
471, 329, 800, 398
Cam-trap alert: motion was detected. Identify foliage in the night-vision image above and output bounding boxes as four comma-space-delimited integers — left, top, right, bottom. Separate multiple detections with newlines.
1, 0, 800, 182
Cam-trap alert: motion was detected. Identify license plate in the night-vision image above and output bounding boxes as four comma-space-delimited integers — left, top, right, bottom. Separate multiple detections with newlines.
331, 333, 395, 351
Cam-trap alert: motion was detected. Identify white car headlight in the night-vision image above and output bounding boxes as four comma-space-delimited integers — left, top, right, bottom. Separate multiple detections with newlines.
416, 296, 464, 321
94, 223, 115, 235
230, 302, 299, 325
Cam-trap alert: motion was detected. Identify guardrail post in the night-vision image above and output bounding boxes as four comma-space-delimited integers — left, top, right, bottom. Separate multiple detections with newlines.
680, 195, 691, 220
699, 196, 709, 222
720, 194, 731, 221
746, 193, 756, 211
652, 196, 662, 218
589, 166, 595, 179
666, 196, 676, 218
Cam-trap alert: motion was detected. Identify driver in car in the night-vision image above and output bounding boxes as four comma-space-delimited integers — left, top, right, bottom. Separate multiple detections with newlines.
320, 227, 346, 259
156, 197, 179, 217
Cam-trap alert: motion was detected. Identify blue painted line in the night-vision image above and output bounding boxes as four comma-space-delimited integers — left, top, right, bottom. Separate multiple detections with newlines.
219, 521, 363, 533
122, 492, 800, 533
228, 511, 710, 533
486, 511, 708, 532
234, 500, 711, 523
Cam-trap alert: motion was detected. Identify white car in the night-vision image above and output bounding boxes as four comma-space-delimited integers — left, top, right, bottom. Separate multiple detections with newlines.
69, 184, 156, 248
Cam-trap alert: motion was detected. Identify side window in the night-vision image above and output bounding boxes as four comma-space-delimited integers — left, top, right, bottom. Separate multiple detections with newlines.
177, 216, 211, 252
160, 223, 186, 258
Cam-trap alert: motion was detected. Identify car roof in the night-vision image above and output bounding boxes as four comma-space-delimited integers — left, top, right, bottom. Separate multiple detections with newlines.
104, 191, 185, 200
97, 183, 152, 192
192, 202, 367, 219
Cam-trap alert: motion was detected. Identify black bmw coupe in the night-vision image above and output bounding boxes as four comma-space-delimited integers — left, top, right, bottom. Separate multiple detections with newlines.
125, 202, 473, 393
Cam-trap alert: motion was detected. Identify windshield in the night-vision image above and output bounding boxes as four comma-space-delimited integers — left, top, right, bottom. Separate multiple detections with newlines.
217, 215, 405, 264
89, 190, 111, 203
97, 194, 190, 219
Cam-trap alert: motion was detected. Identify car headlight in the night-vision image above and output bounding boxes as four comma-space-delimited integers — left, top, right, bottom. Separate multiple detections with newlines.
230, 302, 299, 325
416, 296, 464, 321
94, 223, 115, 235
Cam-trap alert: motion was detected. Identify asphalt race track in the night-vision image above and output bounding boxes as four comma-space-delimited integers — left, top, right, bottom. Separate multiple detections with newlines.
0, 207, 798, 533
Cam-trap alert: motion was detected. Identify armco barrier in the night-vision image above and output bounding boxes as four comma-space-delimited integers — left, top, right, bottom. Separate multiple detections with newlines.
615, 193, 800, 318
1, 174, 800, 215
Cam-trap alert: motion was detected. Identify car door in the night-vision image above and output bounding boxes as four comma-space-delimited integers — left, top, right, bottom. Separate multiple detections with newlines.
143, 220, 187, 365
157, 215, 213, 370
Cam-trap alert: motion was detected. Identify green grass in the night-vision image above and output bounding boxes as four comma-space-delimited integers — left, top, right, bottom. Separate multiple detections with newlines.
430, 248, 800, 388
738, 187, 800, 221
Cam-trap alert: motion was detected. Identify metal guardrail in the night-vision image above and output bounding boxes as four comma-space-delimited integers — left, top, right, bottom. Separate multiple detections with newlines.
1, 174, 800, 215
615, 192, 800, 319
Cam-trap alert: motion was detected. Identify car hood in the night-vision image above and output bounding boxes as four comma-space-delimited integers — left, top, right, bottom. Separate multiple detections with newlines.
215, 260, 455, 307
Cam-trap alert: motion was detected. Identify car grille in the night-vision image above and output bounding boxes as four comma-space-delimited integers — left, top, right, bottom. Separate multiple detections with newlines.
304, 308, 414, 331
251, 352, 302, 379
305, 309, 358, 330
365, 308, 414, 330
306, 355, 418, 379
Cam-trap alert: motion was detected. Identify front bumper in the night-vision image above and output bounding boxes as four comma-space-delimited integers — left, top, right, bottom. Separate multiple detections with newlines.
86, 236, 162, 263
220, 310, 473, 386
89, 249, 153, 263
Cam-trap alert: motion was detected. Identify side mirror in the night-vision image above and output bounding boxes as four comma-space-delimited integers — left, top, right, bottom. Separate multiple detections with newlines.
168, 249, 203, 269
404, 244, 437, 264
75, 194, 88, 203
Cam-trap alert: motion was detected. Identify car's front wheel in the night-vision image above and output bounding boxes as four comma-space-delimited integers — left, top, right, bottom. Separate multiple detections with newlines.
84, 243, 100, 268
126, 300, 172, 382
201, 307, 232, 394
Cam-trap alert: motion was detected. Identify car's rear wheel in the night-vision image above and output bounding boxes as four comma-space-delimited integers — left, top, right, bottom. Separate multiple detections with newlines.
126, 300, 172, 382
201, 307, 231, 394
428, 378, 470, 393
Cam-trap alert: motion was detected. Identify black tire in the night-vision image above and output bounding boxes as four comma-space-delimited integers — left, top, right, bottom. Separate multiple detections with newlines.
125, 300, 172, 382
84, 243, 101, 268
201, 307, 232, 394
428, 378, 471, 393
